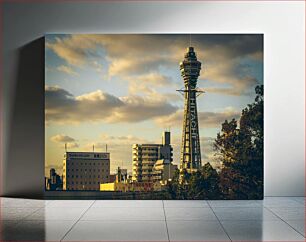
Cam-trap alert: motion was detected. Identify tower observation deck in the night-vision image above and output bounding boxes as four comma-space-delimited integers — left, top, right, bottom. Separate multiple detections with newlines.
178, 47, 203, 173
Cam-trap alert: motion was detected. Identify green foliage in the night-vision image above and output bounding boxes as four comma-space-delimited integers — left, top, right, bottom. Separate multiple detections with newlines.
215, 85, 264, 199
166, 163, 222, 199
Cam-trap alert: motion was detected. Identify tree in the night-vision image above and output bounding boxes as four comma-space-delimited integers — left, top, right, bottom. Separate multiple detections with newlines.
214, 85, 264, 199
166, 163, 221, 199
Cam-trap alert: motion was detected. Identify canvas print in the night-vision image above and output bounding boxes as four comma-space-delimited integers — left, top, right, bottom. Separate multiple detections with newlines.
45, 34, 263, 199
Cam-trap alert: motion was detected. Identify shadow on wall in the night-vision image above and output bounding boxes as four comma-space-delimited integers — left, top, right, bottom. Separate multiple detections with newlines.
4, 37, 45, 198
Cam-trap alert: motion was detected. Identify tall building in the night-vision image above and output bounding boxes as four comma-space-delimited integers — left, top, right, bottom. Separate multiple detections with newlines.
45, 168, 62, 191
63, 152, 110, 191
152, 159, 178, 185
132, 131, 173, 182
179, 47, 203, 173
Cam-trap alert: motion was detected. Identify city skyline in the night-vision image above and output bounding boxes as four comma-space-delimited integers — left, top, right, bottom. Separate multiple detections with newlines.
45, 34, 263, 177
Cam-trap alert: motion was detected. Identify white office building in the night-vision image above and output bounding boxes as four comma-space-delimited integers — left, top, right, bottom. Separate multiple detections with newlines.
63, 152, 110, 191
132, 131, 173, 182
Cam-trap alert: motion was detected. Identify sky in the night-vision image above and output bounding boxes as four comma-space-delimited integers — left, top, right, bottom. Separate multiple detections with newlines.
45, 34, 263, 177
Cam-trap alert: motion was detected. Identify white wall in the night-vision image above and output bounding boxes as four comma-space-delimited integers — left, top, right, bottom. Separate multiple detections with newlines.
2, 1, 305, 197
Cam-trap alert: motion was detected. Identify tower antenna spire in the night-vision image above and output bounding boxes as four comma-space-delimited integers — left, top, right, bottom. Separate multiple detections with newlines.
177, 44, 204, 176
189, 34, 191, 47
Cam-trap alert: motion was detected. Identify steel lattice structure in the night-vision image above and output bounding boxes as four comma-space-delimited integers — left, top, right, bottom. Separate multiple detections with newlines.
178, 47, 204, 173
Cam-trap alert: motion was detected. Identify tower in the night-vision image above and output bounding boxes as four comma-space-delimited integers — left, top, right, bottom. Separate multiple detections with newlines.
178, 47, 203, 173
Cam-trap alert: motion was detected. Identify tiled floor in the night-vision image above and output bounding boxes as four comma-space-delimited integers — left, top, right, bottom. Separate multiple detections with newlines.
0, 197, 304, 241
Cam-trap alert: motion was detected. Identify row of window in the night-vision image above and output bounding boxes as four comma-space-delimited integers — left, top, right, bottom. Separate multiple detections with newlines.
63, 168, 108, 172
66, 188, 98, 191
65, 162, 109, 166
64, 174, 109, 179
67, 181, 102, 185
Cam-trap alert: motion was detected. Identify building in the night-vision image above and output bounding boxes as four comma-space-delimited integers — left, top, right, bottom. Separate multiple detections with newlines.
101, 166, 160, 192
45, 168, 62, 191
178, 47, 203, 173
132, 131, 173, 182
152, 159, 178, 185
62, 152, 110, 191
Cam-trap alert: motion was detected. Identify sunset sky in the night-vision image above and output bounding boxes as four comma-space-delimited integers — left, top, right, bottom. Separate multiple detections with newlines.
45, 34, 263, 176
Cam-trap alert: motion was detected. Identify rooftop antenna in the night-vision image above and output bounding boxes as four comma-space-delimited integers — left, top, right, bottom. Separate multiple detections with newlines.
65, 143, 67, 152
189, 34, 191, 47
106, 144, 108, 153
93, 144, 95, 152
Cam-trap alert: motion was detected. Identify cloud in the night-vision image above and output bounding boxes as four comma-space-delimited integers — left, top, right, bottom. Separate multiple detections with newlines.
155, 108, 241, 129
128, 73, 174, 94
45, 86, 178, 125
50, 134, 79, 149
50, 134, 75, 143
56, 65, 79, 76
46, 34, 263, 97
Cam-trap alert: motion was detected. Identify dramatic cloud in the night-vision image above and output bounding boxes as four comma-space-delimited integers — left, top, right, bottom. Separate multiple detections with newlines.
57, 65, 79, 76
127, 73, 174, 95
46, 34, 263, 96
45, 86, 178, 125
50, 134, 76, 143
155, 108, 241, 129
50, 134, 79, 148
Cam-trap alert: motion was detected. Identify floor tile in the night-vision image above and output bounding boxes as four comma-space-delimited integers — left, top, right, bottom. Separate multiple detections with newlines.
213, 207, 279, 221
292, 197, 305, 205
81, 207, 165, 221
167, 220, 230, 241
163, 200, 209, 208
46, 200, 94, 208
0, 198, 49, 208
1, 220, 75, 241
165, 207, 217, 221
62, 220, 168, 241
92, 200, 163, 208
25, 207, 88, 221
0, 207, 39, 220
268, 207, 305, 220
264, 197, 304, 207
286, 220, 305, 237
221, 220, 305, 241
208, 200, 263, 208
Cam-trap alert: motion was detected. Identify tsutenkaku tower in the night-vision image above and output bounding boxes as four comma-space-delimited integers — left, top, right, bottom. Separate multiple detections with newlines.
178, 47, 203, 173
